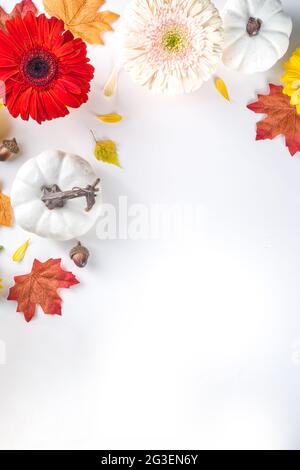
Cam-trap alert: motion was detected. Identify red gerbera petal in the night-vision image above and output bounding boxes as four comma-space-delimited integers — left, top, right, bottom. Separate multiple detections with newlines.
0, 12, 94, 123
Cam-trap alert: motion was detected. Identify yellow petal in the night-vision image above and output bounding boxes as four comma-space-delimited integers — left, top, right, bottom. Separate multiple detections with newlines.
96, 113, 123, 123
215, 78, 230, 102
12, 239, 30, 262
282, 71, 300, 83
103, 66, 119, 97
291, 89, 300, 105
292, 80, 300, 89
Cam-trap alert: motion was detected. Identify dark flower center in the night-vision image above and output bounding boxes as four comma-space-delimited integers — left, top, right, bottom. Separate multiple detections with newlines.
27, 57, 50, 79
21, 49, 58, 87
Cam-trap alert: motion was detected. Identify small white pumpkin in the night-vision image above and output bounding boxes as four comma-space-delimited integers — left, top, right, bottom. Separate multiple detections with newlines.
222, 0, 292, 74
11, 150, 102, 241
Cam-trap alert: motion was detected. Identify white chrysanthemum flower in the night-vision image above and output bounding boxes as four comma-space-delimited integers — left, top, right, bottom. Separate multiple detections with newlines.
120, 0, 224, 95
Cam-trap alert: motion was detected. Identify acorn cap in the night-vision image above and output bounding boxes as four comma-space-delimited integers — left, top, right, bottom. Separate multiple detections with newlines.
0, 138, 20, 161
2, 138, 19, 154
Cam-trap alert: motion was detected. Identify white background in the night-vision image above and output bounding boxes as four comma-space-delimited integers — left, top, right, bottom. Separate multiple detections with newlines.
0, 0, 300, 450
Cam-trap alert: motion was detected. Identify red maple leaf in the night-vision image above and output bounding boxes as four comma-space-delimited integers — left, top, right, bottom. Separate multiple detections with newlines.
0, 0, 38, 31
247, 84, 300, 157
8, 259, 79, 322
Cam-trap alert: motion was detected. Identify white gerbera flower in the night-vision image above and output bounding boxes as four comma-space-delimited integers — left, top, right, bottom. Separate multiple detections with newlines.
120, 0, 224, 95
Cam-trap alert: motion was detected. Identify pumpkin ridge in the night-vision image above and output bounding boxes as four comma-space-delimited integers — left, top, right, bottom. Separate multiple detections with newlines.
62, 210, 92, 240
57, 154, 71, 190
36, 151, 65, 187
17, 178, 42, 198
225, 5, 249, 21
224, 10, 248, 26
224, 30, 247, 48
18, 158, 45, 194
259, 32, 285, 57
259, 8, 283, 23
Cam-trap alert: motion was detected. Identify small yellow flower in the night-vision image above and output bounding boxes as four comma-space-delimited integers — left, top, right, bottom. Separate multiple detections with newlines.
282, 46, 300, 114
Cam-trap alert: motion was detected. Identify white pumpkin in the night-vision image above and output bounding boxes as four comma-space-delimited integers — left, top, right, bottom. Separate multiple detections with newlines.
11, 150, 102, 241
222, 0, 292, 73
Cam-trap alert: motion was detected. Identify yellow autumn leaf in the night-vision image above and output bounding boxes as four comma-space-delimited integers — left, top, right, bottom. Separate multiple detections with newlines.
96, 113, 123, 123
0, 192, 13, 227
215, 78, 230, 102
43, 0, 119, 45
94, 139, 121, 167
12, 239, 30, 262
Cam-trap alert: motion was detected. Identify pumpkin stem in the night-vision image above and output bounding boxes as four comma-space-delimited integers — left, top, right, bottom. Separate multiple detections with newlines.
246, 17, 262, 36
41, 179, 101, 212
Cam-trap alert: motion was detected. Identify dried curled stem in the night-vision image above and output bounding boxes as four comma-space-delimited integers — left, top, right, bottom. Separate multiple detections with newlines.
41, 179, 100, 212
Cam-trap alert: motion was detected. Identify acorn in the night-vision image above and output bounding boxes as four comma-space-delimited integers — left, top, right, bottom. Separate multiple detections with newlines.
70, 242, 90, 268
0, 138, 20, 161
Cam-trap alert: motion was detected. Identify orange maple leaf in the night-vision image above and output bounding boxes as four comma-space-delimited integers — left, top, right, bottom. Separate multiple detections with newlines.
0, 192, 13, 227
0, 0, 38, 31
8, 259, 79, 322
247, 84, 300, 157
43, 0, 119, 45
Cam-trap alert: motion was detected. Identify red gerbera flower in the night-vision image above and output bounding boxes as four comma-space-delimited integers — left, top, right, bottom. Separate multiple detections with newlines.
0, 12, 94, 123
